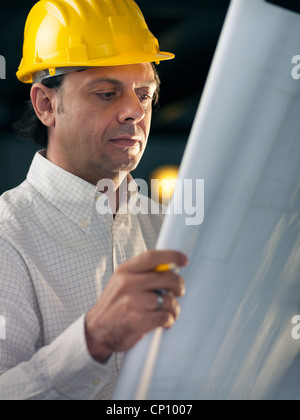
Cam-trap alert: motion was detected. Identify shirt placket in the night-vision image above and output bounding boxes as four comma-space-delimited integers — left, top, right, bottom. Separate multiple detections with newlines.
112, 212, 131, 271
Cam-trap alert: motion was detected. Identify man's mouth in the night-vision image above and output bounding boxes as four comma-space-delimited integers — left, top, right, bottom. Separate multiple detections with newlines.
109, 137, 141, 148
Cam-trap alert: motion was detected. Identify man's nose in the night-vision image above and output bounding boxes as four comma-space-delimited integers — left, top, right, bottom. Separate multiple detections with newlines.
117, 92, 146, 124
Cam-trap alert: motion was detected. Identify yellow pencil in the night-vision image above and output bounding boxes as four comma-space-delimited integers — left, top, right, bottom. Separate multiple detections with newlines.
154, 263, 178, 272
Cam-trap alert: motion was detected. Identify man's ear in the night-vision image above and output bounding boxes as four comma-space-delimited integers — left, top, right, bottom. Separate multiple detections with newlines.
30, 83, 57, 128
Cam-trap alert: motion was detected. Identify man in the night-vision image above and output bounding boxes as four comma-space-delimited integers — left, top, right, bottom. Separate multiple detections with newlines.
0, 0, 187, 400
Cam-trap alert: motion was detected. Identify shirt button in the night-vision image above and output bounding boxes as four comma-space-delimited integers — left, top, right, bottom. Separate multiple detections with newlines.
80, 220, 89, 228
92, 378, 101, 387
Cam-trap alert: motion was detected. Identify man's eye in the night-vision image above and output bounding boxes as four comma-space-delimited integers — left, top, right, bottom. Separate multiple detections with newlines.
97, 92, 116, 100
139, 94, 152, 102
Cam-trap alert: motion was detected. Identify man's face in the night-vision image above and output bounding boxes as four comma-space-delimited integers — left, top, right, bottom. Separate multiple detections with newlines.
48, 63, 157, 185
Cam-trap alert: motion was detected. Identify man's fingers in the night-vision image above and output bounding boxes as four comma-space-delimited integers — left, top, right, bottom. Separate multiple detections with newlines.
116, 288, 181, 314
145, 271, 185, 296
85, 250, 188, 360
117, 249, 188, 274
147, 308, 178, 330
134, 293, 181, 331
152, 292, 181, 321
114, 269, 185, 297
133, 291, 181, 316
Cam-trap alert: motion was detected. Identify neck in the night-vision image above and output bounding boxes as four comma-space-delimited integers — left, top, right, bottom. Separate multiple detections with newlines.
45, 143, 128, 188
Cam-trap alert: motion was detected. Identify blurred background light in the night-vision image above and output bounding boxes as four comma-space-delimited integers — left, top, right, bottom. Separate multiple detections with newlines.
150, 164, 179, 205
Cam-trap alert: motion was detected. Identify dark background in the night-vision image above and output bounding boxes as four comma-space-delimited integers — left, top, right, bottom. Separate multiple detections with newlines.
0, 0, 230, 194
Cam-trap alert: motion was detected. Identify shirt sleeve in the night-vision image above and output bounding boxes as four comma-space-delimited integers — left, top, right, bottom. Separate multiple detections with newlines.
0, 245, 112, 400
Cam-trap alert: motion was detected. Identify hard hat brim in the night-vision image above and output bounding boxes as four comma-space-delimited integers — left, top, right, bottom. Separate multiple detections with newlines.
17, 51, 175, 83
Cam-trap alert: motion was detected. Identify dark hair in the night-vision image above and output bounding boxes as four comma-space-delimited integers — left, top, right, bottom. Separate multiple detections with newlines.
13, 63, 161, 147
13, 75, 65, 147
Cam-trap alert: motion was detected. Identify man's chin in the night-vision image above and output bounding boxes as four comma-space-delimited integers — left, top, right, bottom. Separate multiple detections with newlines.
105, 159, 141, 177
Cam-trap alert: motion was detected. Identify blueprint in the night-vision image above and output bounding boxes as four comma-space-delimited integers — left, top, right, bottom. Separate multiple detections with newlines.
114, 0, 300, 400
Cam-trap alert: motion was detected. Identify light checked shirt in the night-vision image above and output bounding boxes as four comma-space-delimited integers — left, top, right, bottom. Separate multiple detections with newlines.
0, 150, 164, 400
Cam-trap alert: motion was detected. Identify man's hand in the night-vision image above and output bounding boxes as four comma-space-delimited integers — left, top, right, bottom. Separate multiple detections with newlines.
85, 250, 188, 363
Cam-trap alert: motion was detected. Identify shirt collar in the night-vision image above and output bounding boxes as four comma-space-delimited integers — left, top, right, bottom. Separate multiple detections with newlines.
27, 151, 99, 231
27, 151, 139, 230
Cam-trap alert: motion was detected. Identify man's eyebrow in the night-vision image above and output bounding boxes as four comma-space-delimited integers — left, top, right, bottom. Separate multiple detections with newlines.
86, 77, 157, 89
137, 80, 158, 90
86, 78, 123, 88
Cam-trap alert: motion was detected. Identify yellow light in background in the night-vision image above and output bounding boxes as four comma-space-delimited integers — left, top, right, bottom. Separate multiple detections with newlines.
150, 165, 179, 205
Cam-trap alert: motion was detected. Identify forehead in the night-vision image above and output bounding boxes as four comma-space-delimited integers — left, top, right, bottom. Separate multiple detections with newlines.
65, 63, 156, 89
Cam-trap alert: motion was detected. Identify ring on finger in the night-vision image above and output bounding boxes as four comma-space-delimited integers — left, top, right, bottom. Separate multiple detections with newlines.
155, 291, 165, 311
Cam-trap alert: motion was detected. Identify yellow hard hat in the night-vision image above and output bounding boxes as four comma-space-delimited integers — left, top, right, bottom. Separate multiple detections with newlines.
17, 0, 175, 83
